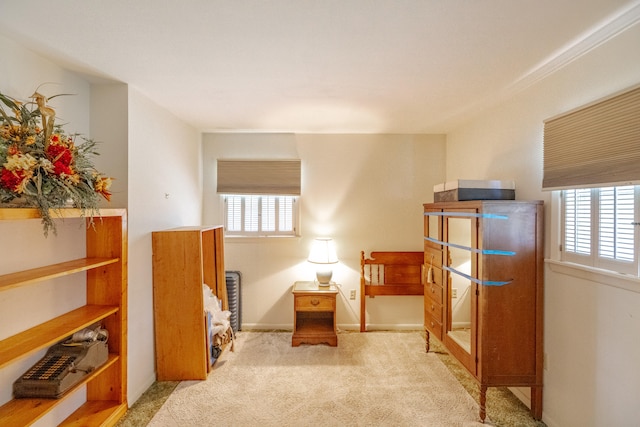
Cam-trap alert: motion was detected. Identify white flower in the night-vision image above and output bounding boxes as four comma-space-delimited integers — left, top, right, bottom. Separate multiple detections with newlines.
39, 157, 54, 173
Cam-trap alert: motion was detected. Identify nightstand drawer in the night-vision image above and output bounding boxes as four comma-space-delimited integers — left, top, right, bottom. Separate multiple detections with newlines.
295, 295, 335, 311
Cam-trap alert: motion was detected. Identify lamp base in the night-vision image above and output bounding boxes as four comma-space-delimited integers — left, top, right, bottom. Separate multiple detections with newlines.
315, 268, 333, 285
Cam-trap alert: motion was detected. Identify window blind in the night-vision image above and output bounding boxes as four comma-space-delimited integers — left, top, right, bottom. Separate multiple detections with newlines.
543, 84, 640, 190
224, 195, 298, 236
598, 186, 635, 262
217, 159, 301, 195
563, 188, 591, 255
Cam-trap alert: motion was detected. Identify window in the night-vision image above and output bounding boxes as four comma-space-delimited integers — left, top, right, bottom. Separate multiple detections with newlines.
545, 86, 640, 279
217, 159, 301, 237
223, 195, 298, 237
562, 185, 639, 275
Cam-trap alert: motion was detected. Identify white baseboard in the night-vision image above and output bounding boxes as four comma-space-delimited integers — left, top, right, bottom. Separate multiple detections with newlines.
130, 372, 157, 407
240, 323, 424, 332
508, 387, 556, 427
357, 323, 424, 331
240, 323, 292, 331
509, 386, 530, 407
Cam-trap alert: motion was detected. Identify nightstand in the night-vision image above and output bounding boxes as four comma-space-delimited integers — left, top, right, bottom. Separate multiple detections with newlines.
291, 281, 338, 347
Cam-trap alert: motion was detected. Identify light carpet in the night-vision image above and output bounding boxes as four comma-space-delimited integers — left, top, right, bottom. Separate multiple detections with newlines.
148, 331, 486, 426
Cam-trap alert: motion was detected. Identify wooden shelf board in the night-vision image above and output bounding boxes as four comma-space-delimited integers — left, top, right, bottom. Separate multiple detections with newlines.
0, 354, 120, 426
296, 317, 334, 334
0, 305, 119, 369
0, 257, 119, 292
0, 207, 127, 221
60, 400, 128, 427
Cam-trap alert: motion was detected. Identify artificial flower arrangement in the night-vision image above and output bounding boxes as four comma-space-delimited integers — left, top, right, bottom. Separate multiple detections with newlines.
0, 88, 112, 236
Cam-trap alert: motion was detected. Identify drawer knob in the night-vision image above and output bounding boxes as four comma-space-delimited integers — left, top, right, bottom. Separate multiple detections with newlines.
311, 298, 320, 306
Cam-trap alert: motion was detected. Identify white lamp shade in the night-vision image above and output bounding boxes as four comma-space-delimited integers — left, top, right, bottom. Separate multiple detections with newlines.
308, 238, 338, 264
308, 238, 338, 284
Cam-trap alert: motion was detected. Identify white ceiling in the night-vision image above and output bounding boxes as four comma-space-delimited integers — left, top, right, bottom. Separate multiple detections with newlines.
1, 1, 639, 133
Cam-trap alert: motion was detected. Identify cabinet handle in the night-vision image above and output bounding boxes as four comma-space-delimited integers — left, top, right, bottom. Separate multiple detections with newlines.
431, 304, 435, 311
310, 298, 320, 306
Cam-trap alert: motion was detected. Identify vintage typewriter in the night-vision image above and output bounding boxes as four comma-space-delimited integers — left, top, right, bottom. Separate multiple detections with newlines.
13, 324, 109, 399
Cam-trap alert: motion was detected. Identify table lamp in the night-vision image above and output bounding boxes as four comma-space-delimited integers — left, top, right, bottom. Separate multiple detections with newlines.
307, 237, 338, 285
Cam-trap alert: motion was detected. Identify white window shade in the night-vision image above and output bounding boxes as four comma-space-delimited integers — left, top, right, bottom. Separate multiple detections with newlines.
217, 159, 301, 195
543, 84, 640, 190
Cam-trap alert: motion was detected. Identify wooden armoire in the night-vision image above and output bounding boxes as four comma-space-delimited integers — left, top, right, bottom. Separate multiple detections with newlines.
423, 200, 544, 422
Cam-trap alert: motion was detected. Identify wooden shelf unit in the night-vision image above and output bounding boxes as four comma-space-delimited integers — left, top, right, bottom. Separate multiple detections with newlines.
0, 208, 128, 427
152, 225, 227, 381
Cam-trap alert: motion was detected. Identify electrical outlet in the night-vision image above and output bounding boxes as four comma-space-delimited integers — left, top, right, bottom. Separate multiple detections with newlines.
451, 288, 458, 298
350, 290, 356, 300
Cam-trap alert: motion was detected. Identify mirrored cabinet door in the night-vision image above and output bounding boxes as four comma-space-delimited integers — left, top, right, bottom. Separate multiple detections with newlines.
443, 211, 477, 374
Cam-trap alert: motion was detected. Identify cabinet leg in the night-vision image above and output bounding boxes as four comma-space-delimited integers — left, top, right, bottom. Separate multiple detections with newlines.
479, 385, 487, 423
425, 329, 431, 352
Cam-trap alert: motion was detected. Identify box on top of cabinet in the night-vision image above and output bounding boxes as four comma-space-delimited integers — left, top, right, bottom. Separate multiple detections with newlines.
433, 179, 515, 202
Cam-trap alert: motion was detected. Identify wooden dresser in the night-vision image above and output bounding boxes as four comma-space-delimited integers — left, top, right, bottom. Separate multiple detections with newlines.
423, 201, 544, 422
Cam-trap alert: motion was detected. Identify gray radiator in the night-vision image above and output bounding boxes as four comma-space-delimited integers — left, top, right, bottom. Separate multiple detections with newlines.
225, 271, 242, 333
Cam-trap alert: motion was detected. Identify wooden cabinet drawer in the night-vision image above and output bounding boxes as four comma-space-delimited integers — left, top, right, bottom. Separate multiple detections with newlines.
295, 295, 335, 311
424, 247, 443, 269
424, 265, 443, 287
424, 298, 442, 319
424, 282, 443, 303
424, 313, 443, 339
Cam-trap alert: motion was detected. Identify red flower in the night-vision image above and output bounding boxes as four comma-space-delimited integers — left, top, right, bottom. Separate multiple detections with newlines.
53, 161, 73, 176
46, 144, 74, 175
0, 168, 26, 191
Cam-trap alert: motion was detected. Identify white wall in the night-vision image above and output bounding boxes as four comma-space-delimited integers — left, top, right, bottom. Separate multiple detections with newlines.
90, 84, 129, 209
0, 34, 204, 419
126, 88, 202, 403
203, 133, 446, 330
0, 35, 106, 426
444, 22, 640, 427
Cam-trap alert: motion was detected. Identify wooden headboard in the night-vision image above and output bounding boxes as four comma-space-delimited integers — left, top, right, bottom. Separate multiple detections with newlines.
360, 251, 424, 332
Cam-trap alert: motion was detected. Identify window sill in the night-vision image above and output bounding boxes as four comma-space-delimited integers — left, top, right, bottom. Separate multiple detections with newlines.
545, 259, 640, 294
225, 235, 301, 243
